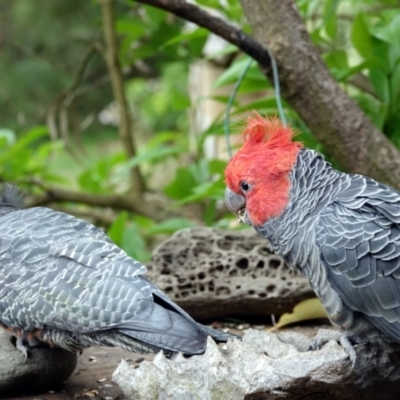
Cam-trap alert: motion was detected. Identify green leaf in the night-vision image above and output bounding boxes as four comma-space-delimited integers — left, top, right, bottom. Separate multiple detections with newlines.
13, 126, 48, 149
369, 68, 389, 103
177, 179, 224, 205
116, 19, 146, 41
0, 129, 16, 145
160, 28, 209, 50
196, 0, 221, 8
143, 5, 166, 27
121, 222, 150, 262
78, 169, 102, 193
145, 217, 195, 235
0, 126, 48, 166
120, 145, 184, 172
208, 159, 227, 175
334, 61, 369, 82
323, 0, 340, 39
388, 45, 400, 71
351, 14, 373, 58
164, 167, 197, 200
213, 57, 257, 88
391, 62, 400, 103
231, 96, 281, 116
107, 211, 129, 245
324, 50, 348, 70
354, 92, 388, 130
369, 41, 390, 74
369, 14, 400, 46
132, 214, 155, 229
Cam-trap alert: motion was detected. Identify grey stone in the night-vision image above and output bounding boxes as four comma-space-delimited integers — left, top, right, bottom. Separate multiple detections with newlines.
0, 330, 77, 395
147, 227, 314, 319
113, 328, 400, 400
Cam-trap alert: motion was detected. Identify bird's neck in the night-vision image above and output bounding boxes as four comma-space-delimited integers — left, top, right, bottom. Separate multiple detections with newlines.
255, 148, 344, 267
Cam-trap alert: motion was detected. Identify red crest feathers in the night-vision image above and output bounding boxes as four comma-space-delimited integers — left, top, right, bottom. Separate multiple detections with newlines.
225, 113, 302, 225
243, 113, 299, 155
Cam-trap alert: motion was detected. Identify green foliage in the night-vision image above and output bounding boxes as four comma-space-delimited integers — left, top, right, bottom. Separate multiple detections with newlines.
297, 0, 400, 141
0, 126, 63, 184
2, 0, 400, 259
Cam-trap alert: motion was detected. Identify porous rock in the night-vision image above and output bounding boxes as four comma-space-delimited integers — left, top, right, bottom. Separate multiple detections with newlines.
113, 328, 400, 400
0, 330, 77, 396
147, 227, 314, 319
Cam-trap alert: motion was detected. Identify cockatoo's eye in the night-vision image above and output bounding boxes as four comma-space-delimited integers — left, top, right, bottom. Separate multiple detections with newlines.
240, 181, 251, 193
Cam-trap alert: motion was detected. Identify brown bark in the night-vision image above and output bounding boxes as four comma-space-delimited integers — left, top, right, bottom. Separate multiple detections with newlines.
239, 0, 400, 187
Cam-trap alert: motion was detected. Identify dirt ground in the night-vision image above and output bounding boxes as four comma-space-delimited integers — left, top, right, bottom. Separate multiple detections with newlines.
4, 323, 329, 400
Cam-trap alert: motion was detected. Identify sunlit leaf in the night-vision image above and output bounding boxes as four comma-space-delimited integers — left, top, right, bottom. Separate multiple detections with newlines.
268, 298, 328, 331
0, 129, 16, 145
120, 145, 184, 172
323, 0, 340, 39
213, 57, 264, 88
351, 14, 373, 59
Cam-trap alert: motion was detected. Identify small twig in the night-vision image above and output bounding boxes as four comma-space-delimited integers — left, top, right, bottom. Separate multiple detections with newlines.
26, 184, 156, 217
99, 0, 145, 196
46, 46, 98, 141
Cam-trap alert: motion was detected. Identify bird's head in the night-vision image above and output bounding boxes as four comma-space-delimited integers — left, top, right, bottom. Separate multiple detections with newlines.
225, 114, 302, 226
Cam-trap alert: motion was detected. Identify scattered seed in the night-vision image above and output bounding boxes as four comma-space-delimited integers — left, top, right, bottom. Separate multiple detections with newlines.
97, 378, 106, 383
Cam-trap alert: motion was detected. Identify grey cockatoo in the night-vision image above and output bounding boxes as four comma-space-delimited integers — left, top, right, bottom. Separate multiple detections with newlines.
0, 185, 234, 358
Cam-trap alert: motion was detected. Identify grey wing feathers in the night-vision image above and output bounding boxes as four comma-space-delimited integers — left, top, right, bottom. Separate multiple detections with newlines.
0, 206, 230, 354
316, 174, 400, 341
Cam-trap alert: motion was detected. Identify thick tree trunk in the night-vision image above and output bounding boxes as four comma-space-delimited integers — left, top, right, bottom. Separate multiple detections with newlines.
240, 0, 400, 188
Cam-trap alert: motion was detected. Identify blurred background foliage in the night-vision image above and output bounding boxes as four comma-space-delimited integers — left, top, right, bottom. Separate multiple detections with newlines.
0, 0, 399, 260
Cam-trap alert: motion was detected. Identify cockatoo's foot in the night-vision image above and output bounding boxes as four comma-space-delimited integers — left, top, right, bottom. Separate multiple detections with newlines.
16, 337, 29, 361
307, 329, 358, 368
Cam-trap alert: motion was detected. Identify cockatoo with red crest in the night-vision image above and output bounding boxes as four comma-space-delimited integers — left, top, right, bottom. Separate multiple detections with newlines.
225, 114, 400, 365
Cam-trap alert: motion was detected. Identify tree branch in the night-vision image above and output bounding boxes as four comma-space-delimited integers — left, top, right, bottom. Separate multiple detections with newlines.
136, 0, 400, 190
99, 0, 145, 196
49, 204, 117, 227
26, 185, 156, 218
